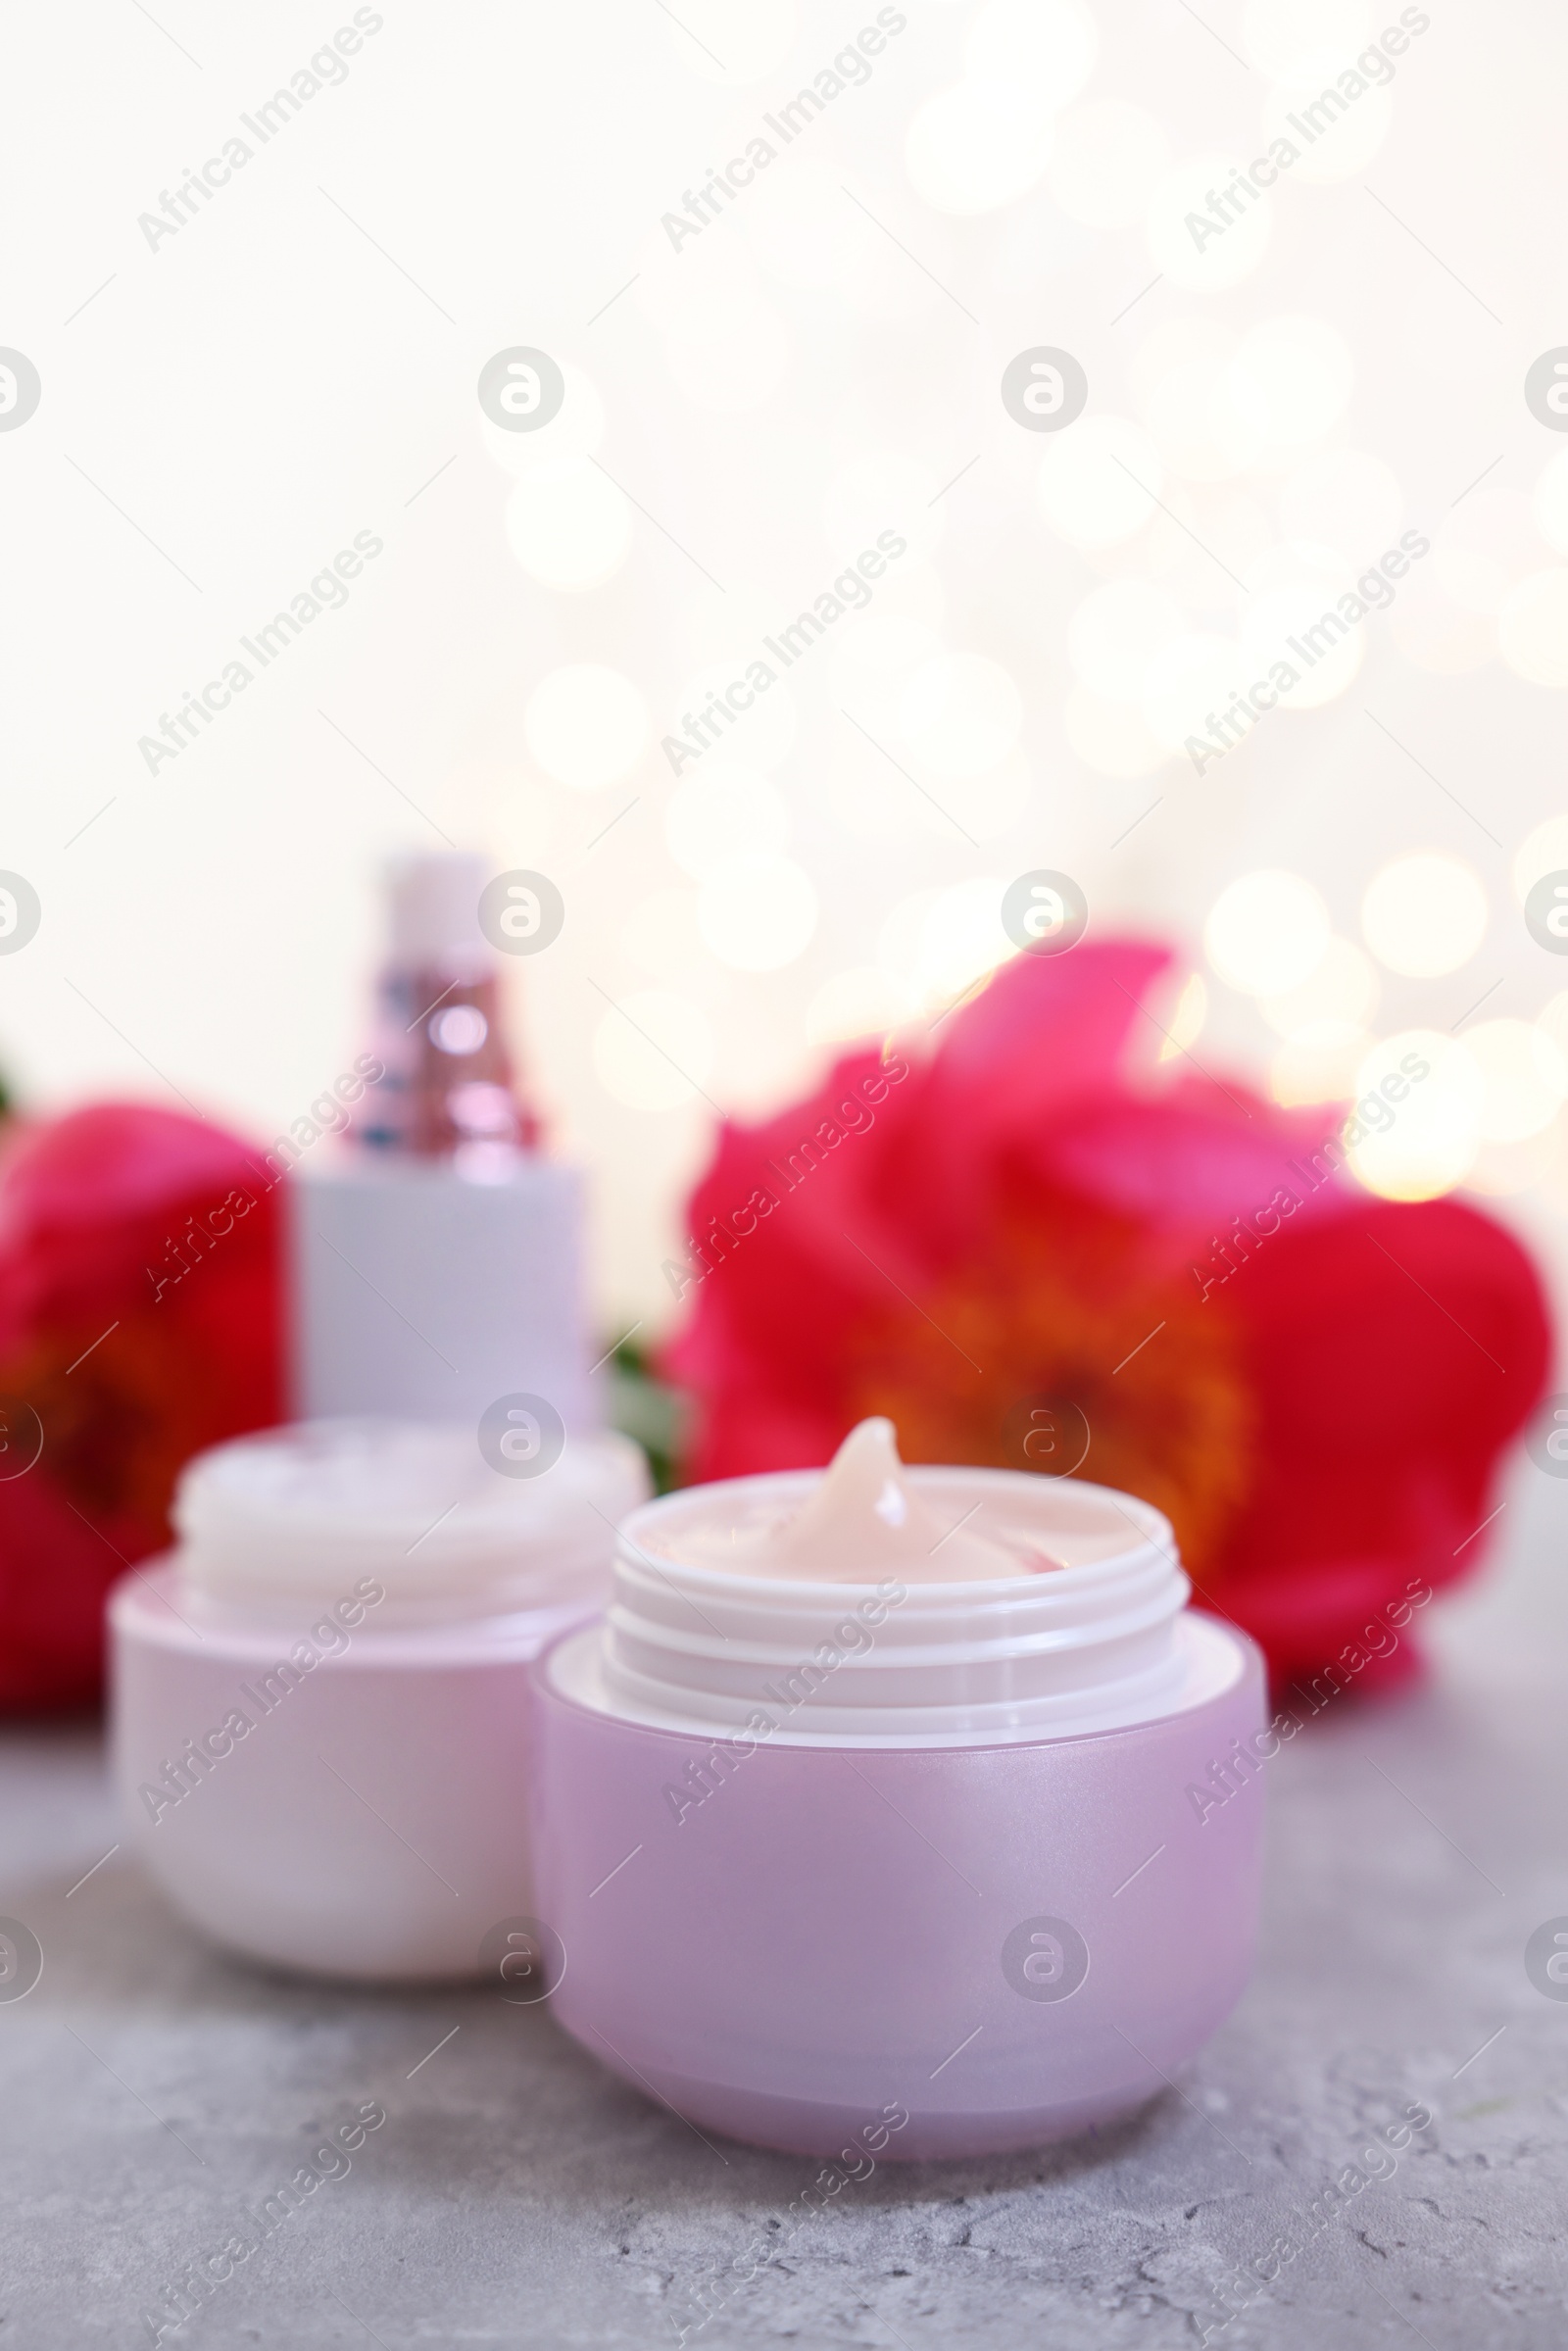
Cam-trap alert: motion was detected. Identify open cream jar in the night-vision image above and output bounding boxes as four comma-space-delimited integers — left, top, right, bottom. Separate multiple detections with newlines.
112, 1418, 648, 1981
532, 1420, 1265, 2158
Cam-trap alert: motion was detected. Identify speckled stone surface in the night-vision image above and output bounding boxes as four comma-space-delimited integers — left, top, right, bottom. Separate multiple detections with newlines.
2, 1456, 1565, 2350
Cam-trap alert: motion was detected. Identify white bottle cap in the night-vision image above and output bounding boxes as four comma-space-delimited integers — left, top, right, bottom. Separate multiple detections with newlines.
387, 851, 489, 974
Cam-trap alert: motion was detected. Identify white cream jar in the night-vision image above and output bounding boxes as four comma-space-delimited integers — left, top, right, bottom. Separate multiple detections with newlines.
111, 1418, 648, 1981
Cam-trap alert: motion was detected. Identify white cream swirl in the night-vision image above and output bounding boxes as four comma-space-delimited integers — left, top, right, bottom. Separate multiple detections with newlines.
667, 1417, 1068, 1584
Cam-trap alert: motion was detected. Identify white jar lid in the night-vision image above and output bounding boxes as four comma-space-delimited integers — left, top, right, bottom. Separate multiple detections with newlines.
173, 1419, 648, 1619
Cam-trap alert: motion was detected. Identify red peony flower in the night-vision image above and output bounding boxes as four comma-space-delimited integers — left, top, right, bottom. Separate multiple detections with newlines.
0, 1102, 284, 1711
663, 942, 1551, 1690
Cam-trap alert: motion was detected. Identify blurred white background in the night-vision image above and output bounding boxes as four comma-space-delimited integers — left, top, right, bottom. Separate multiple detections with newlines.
4, 0, 1568, 1337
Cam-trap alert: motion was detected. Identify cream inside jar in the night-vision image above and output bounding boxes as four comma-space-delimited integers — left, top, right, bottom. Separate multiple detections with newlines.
173, 1417, 645, 1625
551, 1419, 1243, 1746
655, 1416, 1132, 1583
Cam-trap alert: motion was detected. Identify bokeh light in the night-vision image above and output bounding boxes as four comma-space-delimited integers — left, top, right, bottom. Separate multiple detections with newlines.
1225, 317, 1354, 452
1270, 1022, 1373, 1105
661, 283, 791, 414
1259, 79, 1392, 182
820, 734, 1029, 840
1434, 489, 1540, 618
745, 158, 880, 291
1067, 582, 1185, 702
1156, 971, 1207, 1061
1390, 570, 1496, 677
697, 851, 818, 970
965, 0, 1097, 102
1513, 815, 1568, 904
1361, 853, 1487, 977
505, 460, 631, 590
495, 775, 557, 866
524, 664, 649, 789
592, 989, 715, 1111
897, 652, 1022, 778
1241, 562, 1365, 711
1278, 449, 1404, 568
1260, 934, 1379, 1037
1140, 632, 1247, 754
1242, 0, 1374, 80
1498, 570, 1568, 688
1146, 155, 1272, 291
1463, 1018, 1568, 1143
823, 455, 945, 565
1205, 870, 1332, 995
905, 80, 1054, 215
1347, 1030, 1480, 1201
665, 762, 790, 880
1063, 687, 1170, 778
1047, 100, 1169, 227
673, 661, 797, 772
1531, 448, 1568, 558
662, 0, 798, 82
878, 879, 1012, 1013
805, 965, 904, 1045
1036, 417, 1162, 549
1143, 343, 1262, 481
830, 607, 943, 684
1465, 1129, 1563, 1200
481, 363, 604, 478
620, 887, 705, 982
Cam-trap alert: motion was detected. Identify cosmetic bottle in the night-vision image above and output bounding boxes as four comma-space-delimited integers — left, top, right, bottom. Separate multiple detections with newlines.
531, 1418, 1266, 2158
112, 1416, 648, 1980
289, 851, 594, 1435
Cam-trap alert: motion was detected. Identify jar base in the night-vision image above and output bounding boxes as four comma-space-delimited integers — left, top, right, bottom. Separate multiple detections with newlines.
164, 1900, 514, 1986
577, 2042, 1158, 2162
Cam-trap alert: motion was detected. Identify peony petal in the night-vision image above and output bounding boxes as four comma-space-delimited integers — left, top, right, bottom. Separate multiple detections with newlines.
663, 931, 1554, 1689
1204, 1193, 1549, 1668
932, 941, 1172, 1115
0, 1102, 284, 1710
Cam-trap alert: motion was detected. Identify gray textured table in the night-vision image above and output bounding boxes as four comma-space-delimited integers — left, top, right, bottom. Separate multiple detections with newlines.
3, 1461, 1564, 2350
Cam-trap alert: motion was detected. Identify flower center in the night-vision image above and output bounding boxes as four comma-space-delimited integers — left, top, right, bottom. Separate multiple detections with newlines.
841, 1204, 1254, 1575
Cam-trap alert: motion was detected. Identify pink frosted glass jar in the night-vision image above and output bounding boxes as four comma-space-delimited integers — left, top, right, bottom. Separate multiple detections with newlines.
532, 1460, 1266, 2159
